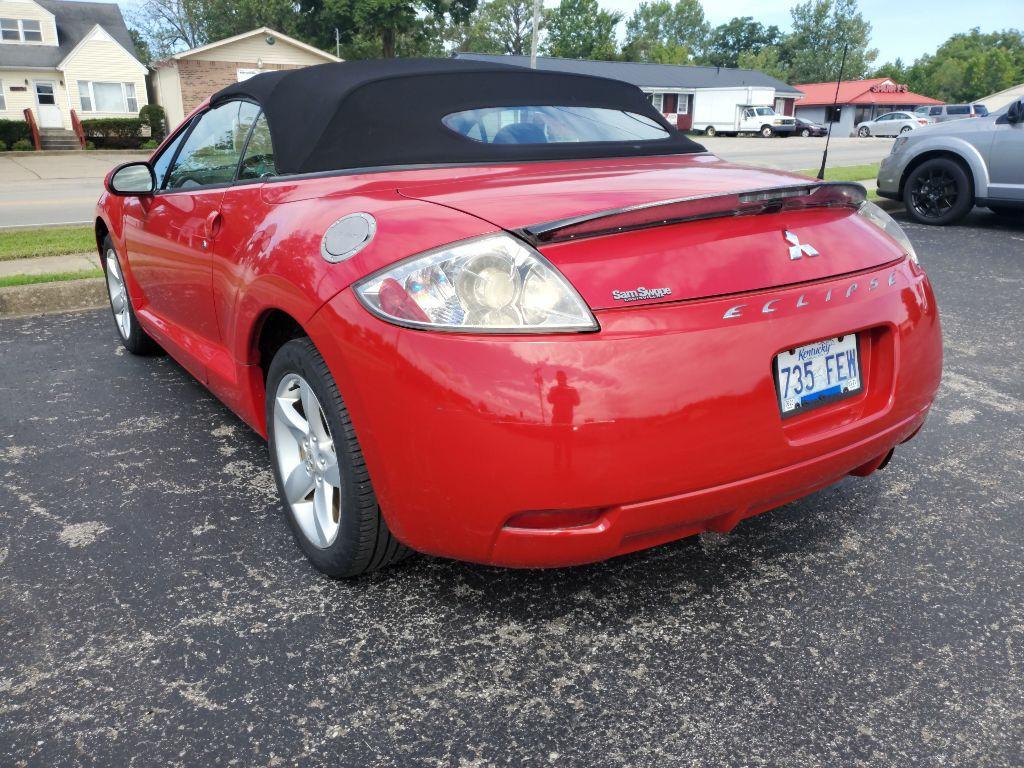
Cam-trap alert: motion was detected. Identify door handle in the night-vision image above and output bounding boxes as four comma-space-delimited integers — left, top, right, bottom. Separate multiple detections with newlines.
205, 210, 222, 238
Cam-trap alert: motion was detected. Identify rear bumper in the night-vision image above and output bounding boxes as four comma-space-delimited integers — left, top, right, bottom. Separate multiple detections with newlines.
309, 258, 942, 567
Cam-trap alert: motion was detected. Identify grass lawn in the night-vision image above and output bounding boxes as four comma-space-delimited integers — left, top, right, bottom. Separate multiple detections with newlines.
0, 226, 96, 261
794, 163, 880, 183
0, 268, 103, 289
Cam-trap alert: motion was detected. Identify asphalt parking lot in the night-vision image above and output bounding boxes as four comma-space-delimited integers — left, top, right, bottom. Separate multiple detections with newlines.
1, 210, 1022, 766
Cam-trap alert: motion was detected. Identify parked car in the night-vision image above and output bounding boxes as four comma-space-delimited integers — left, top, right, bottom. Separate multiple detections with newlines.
795, 117, 827, 137
877, 98, 1024, 225
856, 111, 928, 137
921, 103, 989, 123
96, 59, 942, 577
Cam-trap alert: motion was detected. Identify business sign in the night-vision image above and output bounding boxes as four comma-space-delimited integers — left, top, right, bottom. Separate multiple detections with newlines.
870, 82, 909, 94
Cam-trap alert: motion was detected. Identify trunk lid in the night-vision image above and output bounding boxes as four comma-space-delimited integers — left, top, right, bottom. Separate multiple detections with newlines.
398, 155, 905, 310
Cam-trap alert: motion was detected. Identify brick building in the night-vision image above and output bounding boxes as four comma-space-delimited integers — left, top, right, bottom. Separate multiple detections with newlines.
151, 27, 339, 129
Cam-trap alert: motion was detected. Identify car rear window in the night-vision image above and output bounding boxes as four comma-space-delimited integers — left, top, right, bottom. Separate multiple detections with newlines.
442, 106, 670, 144
974, 104, 989, 116
947, 105, 970, 115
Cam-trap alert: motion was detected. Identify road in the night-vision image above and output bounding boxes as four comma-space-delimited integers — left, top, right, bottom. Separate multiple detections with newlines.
0, 138, 893, 228
2, 211, 1022, 767
0, 152, 147, 228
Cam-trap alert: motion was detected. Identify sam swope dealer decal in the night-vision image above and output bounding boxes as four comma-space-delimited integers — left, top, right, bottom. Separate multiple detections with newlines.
612, 286, 673, 302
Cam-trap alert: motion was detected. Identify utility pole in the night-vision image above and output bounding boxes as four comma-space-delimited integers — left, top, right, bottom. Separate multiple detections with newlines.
529, 0, 541, 69
335, 28, 340, 59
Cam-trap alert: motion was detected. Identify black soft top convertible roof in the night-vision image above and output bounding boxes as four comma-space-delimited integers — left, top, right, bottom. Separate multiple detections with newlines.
210, 58, 705, 175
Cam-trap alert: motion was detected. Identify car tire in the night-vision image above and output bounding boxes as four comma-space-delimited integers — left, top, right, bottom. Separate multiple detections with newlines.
800, 128, 811, 137
704, 126, 716, 137
988, 206, 1022, 219
900, 126, 913, 134
903, 157, 974, 226
858, 126, 871, 137
265, 337, 410, 578
760, 125, 774, 138
102, 236, 159, 355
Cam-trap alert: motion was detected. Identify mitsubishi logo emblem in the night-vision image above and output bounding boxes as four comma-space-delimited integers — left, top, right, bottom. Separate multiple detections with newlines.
784, 230, 819, 260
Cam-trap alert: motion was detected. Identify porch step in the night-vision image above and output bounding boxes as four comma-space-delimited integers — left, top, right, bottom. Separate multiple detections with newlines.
38, 129, 82, 150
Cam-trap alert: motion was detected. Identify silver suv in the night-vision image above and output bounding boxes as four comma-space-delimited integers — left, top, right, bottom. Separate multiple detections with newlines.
877, 98, 1024, 225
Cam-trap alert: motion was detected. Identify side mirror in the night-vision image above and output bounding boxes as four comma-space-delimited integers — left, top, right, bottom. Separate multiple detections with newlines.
108, 162, 156, 196
1007, 99, 1024, 124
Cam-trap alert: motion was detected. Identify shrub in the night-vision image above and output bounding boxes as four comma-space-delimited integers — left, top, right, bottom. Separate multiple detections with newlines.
85, 141, 96, 150
141, 139, 158, 150
11, 139, 34, 151
0, 119, 32, 147
138, 104, 167, 141
0, 140, 7, 152
80, 117, 144, 149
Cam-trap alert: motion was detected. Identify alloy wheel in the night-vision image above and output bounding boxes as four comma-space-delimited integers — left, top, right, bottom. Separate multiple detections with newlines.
105, 249, 131, 340
273, 373, 342, 548
858, 127, 870, 137
910, 167, 959, 221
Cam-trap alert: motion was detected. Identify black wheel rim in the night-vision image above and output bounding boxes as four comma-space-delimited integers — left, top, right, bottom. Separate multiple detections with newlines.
910, 167, 958, 220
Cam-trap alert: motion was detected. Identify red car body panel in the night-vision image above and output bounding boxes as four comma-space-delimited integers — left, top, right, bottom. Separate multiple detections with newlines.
97, 126, 942, 568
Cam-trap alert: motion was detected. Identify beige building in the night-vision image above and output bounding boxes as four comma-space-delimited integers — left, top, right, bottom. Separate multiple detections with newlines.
152, 27, 339, 129
977, 82, 1024, 113
0, 0, 147, 145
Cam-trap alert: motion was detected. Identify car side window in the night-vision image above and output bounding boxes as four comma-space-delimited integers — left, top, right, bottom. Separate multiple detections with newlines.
238, 112, 276, 181
164, 101, 261, 190
151, 126, 189, 190
929, 107, 942, 116
947, 105, 969, 115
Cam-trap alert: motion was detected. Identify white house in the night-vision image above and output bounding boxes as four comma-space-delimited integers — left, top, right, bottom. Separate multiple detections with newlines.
0, 0, 147, 146
151, 27, 339, 129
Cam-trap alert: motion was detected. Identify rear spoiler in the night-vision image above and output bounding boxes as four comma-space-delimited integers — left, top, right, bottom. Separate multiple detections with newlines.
516, 181, 867, 245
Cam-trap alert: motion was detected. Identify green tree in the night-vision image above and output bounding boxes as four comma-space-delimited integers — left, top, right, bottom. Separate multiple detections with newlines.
872, 57, 907, 82
543, 0, 620, 60
127, 0, 209, 56
700, 16, 781, 69
201, 0, 306, 42
737, 46, 790, 81
308, 0, 477, 58
783, 0, 877, 82
620, 0, 707, 63
129, 27, 153, 63
902, 28, 1024, 102
455, 0, 536, 55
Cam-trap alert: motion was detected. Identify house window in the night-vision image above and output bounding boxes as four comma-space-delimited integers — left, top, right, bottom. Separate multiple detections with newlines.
650, 93, 664, 112
1, 18, 42, 42
824, 106, 842, 123
0, 80, 5, 111
78, 81, 140, 114
677, 95, 689, 115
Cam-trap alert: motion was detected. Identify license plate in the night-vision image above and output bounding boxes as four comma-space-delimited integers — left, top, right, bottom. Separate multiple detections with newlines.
775, 334, 862, 416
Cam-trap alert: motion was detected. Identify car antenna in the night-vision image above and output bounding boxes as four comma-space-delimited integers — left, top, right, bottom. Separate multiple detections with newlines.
817, 43, 850, 181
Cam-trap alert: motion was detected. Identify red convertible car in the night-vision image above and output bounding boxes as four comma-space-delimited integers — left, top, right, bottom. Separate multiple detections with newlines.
96, 59, 942, 576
